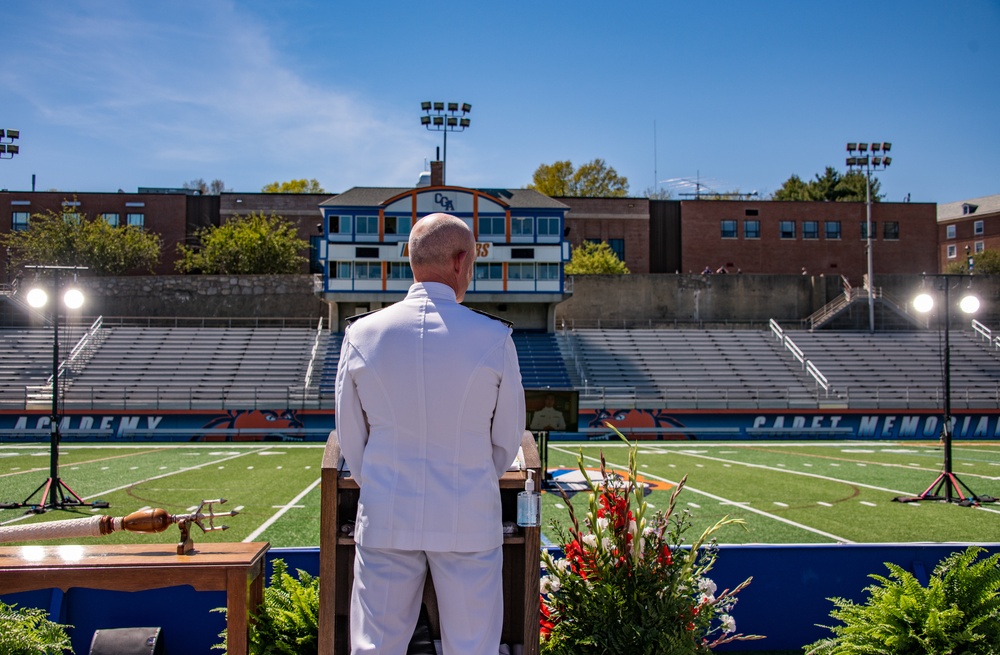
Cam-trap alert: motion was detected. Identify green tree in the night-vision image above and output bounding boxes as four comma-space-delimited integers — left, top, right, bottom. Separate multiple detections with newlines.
946, 248, 1000, 275
175, 211, 308, 274
643, 186, 673, 200
772, 167, 881, 202
563, 241, 630, 275
261, 179, 326, 193
1, 207, 161, 275
183, 178, 228, 195
529, 159, 629, 197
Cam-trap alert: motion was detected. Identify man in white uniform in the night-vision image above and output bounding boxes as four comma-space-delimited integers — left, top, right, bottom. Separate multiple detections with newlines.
334, 212, 525, 655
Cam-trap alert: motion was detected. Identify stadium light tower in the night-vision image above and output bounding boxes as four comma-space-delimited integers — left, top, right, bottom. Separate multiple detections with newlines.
1, 265, 109, 513
897, 273, 996, 506
420, 101, 471, 185
0, 128, 19, 159
846, 142, 892, 334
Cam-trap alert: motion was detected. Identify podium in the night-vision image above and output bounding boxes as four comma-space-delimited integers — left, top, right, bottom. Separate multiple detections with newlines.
319, 430, 541, 655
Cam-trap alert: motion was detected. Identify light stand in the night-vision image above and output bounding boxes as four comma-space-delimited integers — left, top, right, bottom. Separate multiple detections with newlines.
846, 142, 892, 335
1, 265, 109, 513
895, 273, 996, 506
420, 101, 471, 185
0, 128, 19, 159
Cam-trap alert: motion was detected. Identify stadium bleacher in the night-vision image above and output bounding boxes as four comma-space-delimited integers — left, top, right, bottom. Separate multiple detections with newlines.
3, 320, 1000, 412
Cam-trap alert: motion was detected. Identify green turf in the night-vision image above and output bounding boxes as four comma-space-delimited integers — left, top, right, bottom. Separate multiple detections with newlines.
2, 441, 1000, 549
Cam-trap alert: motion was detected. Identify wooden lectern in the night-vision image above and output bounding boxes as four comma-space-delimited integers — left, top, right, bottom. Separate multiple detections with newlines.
319, 430, 542, 655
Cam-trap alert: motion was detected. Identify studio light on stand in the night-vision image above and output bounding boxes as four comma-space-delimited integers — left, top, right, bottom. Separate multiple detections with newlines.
1, 265, 109, 513
894, 273, 997, 506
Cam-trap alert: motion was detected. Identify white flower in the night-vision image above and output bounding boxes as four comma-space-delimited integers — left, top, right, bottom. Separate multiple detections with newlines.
540, 575, 561, 594
556, 558, 572, 573
596, 517, 610, 532
582, 533, 598, 548
698, 578, 717, 596
720, 614, 736, 633
602, 536, 614, 551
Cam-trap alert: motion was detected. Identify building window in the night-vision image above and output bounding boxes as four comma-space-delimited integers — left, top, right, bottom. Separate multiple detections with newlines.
860, 221, 877, 240
824, 221, 841, 240
511, 216, 533, 237
100, 213, 120, 226
356, 215, 378, 236
309, 236, 323, 274
974, 220, 984, 235
537, 263, 560, 280
388, 262, 412, 279
331, 262, 352, 278
475, 262, 503, 280
330, 215, 352, 235
975, 241, 985, 253
963, 203, 978, 215
883, 221, 899, 240
355, 262, 381, 279
743, 219, 760, 239
508, 263, 535, 280
607, 238, 625, 261
538, 216, 560, 237
720, 220, 737, 239
11, 212, 29, 231
946, 224, 956, 239
779, 221, 795, 239
126, 213, 144, 228
802, 221, 819, 240
385, 215, 411, 236
947, 245, 957, 259
479, 216, 505, 237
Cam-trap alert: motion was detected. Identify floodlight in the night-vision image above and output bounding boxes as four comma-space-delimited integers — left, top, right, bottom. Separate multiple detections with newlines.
872, 156, 882, 166
27, 288, 49, 308
433, 116, 444, 126
421, 101, 431, 111
883, 156, 891, 166
64, 288, 84, 310
446, 116, 458, 126
420, 115, 431, 125
846, 157, 856, 166
433, 102, 444, 111
882, 142, 891, 152
959, 295, 980, 314
847, 142, 857, 152
858, 143, 868, 152
913, 293, 934, 313
871, 143, 881, 152
459, 117, 470, 128
461, 103, 471, 113
447, 102, 458, 112
7, 145, 18, 155
6, 130, 18, 140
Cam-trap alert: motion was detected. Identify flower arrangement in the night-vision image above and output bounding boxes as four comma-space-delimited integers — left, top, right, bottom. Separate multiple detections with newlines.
539, 427, 762, 654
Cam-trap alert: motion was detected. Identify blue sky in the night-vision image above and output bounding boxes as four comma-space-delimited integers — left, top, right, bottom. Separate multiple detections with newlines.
1, 1, 997, 204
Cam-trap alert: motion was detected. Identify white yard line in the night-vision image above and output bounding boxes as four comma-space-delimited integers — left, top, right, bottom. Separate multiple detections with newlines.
549, 445, 854, 543
244, 477, 321, 542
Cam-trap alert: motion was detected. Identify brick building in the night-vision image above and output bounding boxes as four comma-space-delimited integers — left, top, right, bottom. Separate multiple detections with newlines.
937, 194, 1000, 271
562, 197, 938, 283
0, 190, 192, 276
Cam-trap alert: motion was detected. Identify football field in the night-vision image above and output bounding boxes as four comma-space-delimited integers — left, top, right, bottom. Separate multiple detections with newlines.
2, 440, 1000, 548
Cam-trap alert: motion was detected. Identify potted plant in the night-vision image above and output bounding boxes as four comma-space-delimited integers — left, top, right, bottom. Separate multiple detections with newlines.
806, 545, 1000, 654
539, 426, 762, 654
0, 600, 74, 655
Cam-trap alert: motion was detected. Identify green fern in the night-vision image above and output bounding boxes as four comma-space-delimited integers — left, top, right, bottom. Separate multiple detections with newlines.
214, 558, 320, 655
0, 600, 74, 655
806, 546, 1000, 654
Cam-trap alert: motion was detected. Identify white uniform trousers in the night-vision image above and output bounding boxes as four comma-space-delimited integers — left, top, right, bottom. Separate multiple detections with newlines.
350, 544, 504, 655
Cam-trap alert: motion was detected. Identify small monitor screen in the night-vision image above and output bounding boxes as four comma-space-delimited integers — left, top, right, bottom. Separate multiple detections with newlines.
524, 389, 578, 433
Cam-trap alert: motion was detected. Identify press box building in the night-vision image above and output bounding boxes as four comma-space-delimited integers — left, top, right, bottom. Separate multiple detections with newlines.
316, 184, 572, 331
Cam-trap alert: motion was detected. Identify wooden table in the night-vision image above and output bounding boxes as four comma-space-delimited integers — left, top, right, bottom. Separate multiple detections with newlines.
0, 541, 269, 655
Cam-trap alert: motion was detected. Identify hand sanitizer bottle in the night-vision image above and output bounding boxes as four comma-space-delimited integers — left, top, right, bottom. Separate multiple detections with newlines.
517, 470, 540, 527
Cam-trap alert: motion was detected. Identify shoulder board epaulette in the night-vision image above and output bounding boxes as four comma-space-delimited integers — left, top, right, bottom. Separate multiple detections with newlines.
345, 307, 384, 327
468, 307, 513, 329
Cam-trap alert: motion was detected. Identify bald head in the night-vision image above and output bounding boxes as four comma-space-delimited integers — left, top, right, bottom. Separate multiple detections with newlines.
409, 213, 476, 300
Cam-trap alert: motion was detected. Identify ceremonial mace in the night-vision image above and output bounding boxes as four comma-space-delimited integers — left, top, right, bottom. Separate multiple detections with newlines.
0, 499, 238, 555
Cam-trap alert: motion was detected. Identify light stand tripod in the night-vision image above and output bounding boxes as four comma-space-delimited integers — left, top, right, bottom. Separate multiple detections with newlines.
895, 274, 997, 507
0, 265, 108, 513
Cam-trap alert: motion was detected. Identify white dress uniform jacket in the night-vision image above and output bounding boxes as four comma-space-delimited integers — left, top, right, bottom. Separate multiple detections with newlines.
335, 282, 526, 552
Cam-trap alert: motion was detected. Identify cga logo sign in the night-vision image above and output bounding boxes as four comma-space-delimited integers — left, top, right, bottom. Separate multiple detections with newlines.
433, 192, 455, 211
